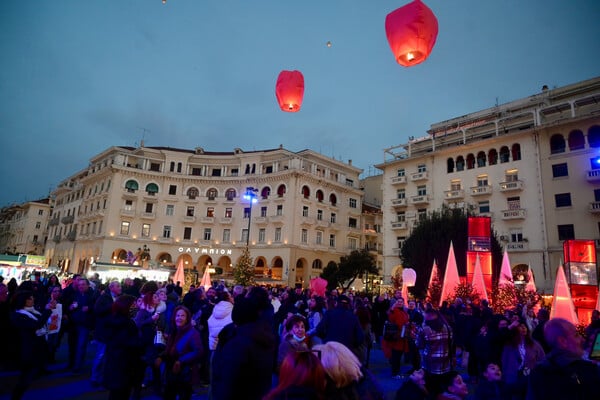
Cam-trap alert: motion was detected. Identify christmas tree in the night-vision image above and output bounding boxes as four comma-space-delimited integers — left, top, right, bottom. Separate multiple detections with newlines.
233, 247, 256, 286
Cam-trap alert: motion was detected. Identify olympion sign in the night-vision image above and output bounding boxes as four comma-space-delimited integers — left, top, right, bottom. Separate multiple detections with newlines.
177, 247, 233, 255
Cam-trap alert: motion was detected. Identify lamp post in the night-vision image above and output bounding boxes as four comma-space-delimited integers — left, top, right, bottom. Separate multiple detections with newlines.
243, 187, 258, 248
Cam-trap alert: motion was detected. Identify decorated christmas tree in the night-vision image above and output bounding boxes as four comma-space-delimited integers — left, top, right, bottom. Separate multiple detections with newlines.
426, 272, 443, 306
233, 247, 255, 286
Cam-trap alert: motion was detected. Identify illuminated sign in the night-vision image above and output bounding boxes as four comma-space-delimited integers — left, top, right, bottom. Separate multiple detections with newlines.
177, 247, 233, 255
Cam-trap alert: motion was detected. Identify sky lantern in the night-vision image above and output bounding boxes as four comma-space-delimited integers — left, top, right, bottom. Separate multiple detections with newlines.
402, 268, 417, 300
275, 70, 304, 112
384, 0, 439, 67
440, 241, 461, 307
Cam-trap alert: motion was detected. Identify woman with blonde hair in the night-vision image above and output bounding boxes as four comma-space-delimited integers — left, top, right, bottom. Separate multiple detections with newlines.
313, 341, 384, 400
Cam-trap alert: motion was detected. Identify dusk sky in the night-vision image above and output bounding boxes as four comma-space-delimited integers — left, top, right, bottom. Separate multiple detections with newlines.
1, 1, 599, 207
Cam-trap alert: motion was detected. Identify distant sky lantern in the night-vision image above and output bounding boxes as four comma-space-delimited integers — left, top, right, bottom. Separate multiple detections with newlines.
275, 70, 304, 112
385, 0, 438, 67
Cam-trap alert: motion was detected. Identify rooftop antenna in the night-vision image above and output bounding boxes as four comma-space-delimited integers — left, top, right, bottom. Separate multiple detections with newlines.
495, 97, 499, 107
137, 127, 150, 147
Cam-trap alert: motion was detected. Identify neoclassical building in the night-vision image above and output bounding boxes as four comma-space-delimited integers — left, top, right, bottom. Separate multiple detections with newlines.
376, 76, 600, 292
44, 145, 365, 287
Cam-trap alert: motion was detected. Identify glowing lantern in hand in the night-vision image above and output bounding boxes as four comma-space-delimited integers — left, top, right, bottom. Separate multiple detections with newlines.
275, 70, 304, 112
385, 0, 438, 67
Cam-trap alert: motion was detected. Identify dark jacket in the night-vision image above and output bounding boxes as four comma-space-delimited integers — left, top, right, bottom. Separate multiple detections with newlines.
161, 325, 203, 385
526, 349, 600, 400
70, 289, 96, 329
395, 378, 427, 400
211, 321, 276, 400
10, 308, 52, 366
93, 290, 114, 342
103, 314, 143, 390
315, 306, 366, 363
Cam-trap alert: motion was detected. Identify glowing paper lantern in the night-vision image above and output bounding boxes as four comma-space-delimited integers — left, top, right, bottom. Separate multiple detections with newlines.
439, 241, 461, 307
384, 0, 439, 67
402, 268, 417, 286
275, 70, 304, 112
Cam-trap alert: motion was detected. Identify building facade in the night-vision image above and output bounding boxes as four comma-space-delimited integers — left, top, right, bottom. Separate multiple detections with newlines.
44, 145, 364, 287
0, 199, 50, 256
377, 76, 600, 292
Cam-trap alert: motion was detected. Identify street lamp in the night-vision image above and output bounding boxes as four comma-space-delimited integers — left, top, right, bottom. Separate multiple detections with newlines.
243, 187, 258, 248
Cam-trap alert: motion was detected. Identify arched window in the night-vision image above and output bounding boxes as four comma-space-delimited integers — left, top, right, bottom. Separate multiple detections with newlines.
466, 153, 475, 169
568, 130, 585, 150
206, 188, 218, 200
302, 185, 310, 199
456, 156, 465, 171
256, 258, 265, 268
476, 151, 486, 167
277, 184, 286, 197
260, 187, 270, 199
312, 259, 323, 270
499, 146, 510, 163
588, 125, 600, 148
447, 158, 455, 173
125, 179, 139, 193
225, 188, 236, 201
329, 193, 337, 206
511, 143, 521, 161
145, 183, 159, 195
550, 134, 566, 154
488, 149, 498, 165
187, 187, 199, 199
273, 258, 283, 268
316, 190, 324, 202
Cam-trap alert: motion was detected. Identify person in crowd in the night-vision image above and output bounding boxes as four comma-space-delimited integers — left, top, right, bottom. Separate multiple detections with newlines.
0, 282, 17, 369
45, 286, 63, 363
583, 309, 600, 352
278, 314, 313, 370
61, 274, 81, 370
372, 293, 391, 344
306, 296, 325, 343
315, 295, 366, 364
382, 298, 410, 378
474, 362, 510, 400
313, 340, 384, 400
417, 308, 454, 397
155, 305, 203, 400
264, 351, 327, 400
91, 280, 121, 387
10, 290, 53, 400
43, 274, 61, 295
501, 319, 545, 399
103, 294, 143, 400
437, 370, 470, 400
526, 317, 600, 400
70, 277, 96, 373
207, 290, 234, 353
211, 287, 276, 400
355, 299, 374, 368
134, 285, 161, 393
394, 367, 428, 400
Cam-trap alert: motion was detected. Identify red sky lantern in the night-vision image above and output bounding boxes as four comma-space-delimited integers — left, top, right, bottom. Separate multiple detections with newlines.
275, 70, 304, 112
385, 0, 439, 67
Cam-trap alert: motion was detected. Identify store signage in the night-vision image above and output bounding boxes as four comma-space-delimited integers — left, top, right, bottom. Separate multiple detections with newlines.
177, 247, 233, 255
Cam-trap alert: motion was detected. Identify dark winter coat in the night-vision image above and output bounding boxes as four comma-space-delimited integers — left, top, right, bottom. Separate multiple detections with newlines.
10, 308, 51, 366
315, 306, 366, 363
103, 314, 143, 391
93, 290, 114, 342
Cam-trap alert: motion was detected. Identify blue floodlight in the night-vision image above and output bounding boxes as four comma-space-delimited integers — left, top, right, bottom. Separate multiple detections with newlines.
593, 156, 600, 166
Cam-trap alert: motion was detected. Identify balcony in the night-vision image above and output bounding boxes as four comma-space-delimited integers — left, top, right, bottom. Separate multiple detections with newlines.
182, 215, 196, 223
501, 208, 527, 220
220, 217, 233, 224
67, 231, 76, 241
391, 198, 407, 207
53, 235, 61, 243
499, 180, 524, 192
49, 217, 60, 226
61, 215, 74, 224
140, 212, 156, 220
316, 219, 330, 228
391, 221, 407, 230
200, 216, 214, 224
300, 216, 315, 226
444, 189, 465, 200
471, 185, 492, 196
158, 237, 173, 244
391, 176, 407, 185
410, 171, 428, 182
269, 215, 284, 224
120, 208, 135, 217
589, 201, 600, 213
587, 169, 600, 182
253, 216, 268, 225
410, 195, 430, 205
506, 242, 529, 251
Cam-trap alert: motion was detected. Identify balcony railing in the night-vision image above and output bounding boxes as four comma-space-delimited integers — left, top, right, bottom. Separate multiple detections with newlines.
391, 198, 407, 207
140, 212, 156, 219
391, 176, 407, 185
506, 242, 529, 251
471, 185, 492, 196
67, 231, 76, 241
410, 195, 430, 205
182, 215, 196, 223
220, 217, 233, 224
410, 171, 428, 181
587, 169, 600, 182
61, 215, 74, 224
200, 216, 215, 224
499, 180, 523, 192
391, 221, 407, 229
120, 208, 135, 217
444, 189, 465, 200
501, 208, 526, 219
49, 217, 60, 226
589, 201, 600, 213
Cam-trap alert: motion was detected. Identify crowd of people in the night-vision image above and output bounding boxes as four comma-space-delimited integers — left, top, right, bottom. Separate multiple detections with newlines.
0, 273, 599, 400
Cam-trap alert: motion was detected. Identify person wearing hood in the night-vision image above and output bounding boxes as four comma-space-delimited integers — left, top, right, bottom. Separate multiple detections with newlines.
207, 290, 234, 352
526, 318, 600, 400
155, 305, 203, 400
